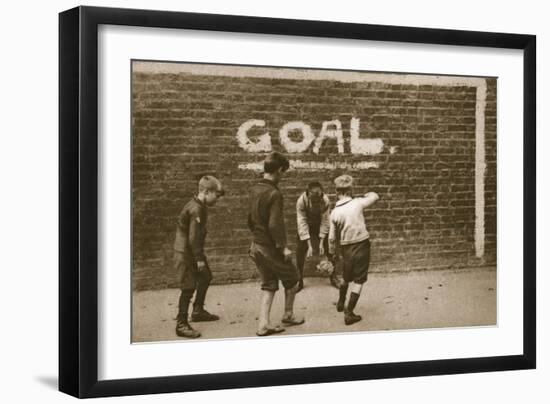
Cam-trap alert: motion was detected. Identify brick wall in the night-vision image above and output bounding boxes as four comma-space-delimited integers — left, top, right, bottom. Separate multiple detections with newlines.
132, 63, 496, 290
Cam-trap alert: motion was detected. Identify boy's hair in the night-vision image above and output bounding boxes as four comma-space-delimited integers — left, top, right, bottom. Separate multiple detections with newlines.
264, 152, 290, 174
336, 187, 352, 196
307, 181, 323, 192
198, 175, 224, 195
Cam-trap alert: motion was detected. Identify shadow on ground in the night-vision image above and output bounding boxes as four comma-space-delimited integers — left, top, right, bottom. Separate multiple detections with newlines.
35, 376, 58, 390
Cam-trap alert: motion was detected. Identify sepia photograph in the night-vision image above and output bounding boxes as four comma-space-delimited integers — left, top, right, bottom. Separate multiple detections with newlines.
131, 60, 497, 343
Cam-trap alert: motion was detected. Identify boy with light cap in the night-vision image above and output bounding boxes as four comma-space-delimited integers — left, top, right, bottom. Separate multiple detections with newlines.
173, 175, 225, 338
328, 174, 379, 325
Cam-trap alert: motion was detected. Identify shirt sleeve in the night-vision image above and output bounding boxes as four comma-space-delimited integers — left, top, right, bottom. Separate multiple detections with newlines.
188, 209, 207, 262
177, 210, 186, 233
319, 194, 330, 238
296, 194, 310, 241
357, 192, 379, 210
328, 211, 338, 255
173, 210, 186, 252
269, 191, 287, 249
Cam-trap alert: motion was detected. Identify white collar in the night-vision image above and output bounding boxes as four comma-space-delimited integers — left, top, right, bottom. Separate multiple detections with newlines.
335, 196, 352, 207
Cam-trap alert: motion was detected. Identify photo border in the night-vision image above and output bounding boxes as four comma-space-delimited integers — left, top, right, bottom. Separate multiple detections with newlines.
59, 6, 536, 398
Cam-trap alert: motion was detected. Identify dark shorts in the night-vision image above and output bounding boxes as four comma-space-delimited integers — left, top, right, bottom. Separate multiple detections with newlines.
174, 251, 213, 291
341, 238, 370, 284
249, 242, 300, 292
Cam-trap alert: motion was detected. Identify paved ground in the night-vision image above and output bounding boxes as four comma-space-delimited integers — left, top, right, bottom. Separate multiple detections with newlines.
132, 267, 496, 343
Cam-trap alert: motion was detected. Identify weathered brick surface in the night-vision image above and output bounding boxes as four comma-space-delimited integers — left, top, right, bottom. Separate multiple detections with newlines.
132, 67, 497, 290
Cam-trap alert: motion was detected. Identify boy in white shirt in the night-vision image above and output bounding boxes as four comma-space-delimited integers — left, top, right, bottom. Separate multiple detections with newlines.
328, 175, 379, 325
295, 181, 341, 291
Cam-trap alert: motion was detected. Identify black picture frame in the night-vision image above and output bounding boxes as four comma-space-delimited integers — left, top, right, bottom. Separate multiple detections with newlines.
59, 5, 536, 398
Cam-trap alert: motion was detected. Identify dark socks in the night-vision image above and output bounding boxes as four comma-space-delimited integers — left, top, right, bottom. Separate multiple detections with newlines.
177, 290, 193, 322
193, 282, 210, 312
337, 284, 348, 312
344, 291, 362, 325
346, 292, 360, 314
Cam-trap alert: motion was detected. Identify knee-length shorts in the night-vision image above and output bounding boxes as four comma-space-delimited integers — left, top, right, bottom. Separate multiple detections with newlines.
341, 238, 371, 284
249, 242, 300, 291
174, 251, 213, 291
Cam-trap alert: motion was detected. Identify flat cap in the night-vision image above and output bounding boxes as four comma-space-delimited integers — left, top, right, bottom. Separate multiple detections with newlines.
334, 174, 353, 189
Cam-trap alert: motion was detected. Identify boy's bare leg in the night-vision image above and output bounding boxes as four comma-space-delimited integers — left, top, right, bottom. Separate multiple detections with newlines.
282, 284, 305, 325
258, 290, 276, 331
284, 285, 297, 317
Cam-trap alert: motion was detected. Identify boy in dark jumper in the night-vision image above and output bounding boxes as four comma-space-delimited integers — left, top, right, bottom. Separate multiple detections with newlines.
248, 152, 305, 336
174, 175, 224, 338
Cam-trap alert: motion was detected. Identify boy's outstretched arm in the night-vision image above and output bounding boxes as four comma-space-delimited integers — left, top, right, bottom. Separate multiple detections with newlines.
360, 192, 380, 209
